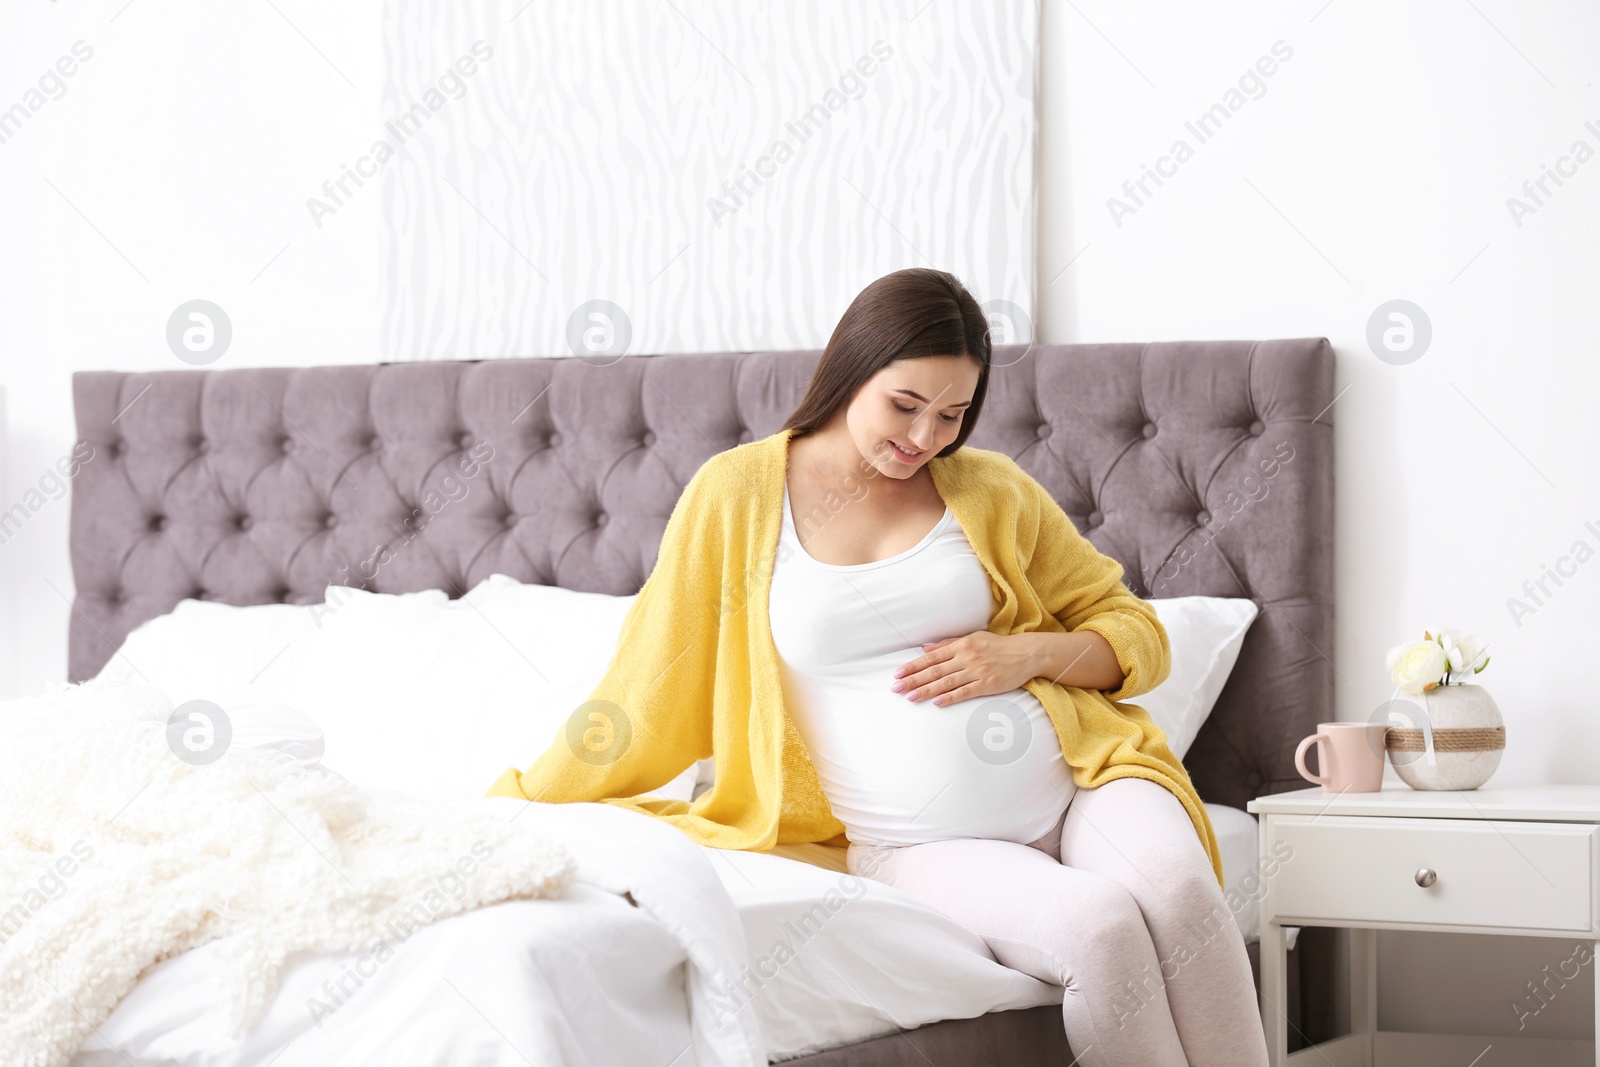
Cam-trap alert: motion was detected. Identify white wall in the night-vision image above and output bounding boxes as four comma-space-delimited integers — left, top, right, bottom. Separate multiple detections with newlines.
0, 0, 382, 696
1041, 0, 1600, 1042
4, 0, 1599, 1040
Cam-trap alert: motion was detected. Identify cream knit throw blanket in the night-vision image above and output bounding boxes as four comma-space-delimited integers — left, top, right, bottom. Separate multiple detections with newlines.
0, 677, 574, 1067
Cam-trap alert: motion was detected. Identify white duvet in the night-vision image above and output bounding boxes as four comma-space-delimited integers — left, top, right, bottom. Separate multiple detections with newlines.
0, 677, 763, 1067
74, 798, 766, 1067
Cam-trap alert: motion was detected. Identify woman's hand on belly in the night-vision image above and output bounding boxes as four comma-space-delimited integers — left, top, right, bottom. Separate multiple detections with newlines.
890, 630, 1042, 706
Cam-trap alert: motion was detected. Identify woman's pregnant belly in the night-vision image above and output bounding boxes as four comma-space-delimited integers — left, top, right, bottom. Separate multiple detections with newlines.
780, 645, 1077, 847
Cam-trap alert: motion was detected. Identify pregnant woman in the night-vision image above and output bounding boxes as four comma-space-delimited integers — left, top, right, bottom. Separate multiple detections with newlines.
491, 268, 1269, 1066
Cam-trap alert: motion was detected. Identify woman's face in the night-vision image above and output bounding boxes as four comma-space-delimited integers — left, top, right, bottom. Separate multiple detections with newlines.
843, 355, 981, 480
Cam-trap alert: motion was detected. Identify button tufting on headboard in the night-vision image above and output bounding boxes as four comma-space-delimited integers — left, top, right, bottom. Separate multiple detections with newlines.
69, 340, 1333, 809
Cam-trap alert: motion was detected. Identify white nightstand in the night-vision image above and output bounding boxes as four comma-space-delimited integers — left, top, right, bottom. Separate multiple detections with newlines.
1249, 784, 1600, 1067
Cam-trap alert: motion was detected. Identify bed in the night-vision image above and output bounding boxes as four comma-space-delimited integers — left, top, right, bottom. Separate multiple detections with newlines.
61, 337, 1336, 1064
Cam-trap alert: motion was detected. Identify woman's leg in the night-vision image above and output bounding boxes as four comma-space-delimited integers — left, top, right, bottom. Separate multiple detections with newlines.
847, 834, 1190, 1067
1059, 777, 1270, 1067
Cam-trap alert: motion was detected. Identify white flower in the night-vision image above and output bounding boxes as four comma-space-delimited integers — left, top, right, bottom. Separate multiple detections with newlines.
1440, 633, 1484, 675
1387, 637, 1447, 694
1437, 628, 1489, 683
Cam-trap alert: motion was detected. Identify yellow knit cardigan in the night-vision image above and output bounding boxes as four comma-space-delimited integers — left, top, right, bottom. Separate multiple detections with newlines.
488, 427, 1224, 888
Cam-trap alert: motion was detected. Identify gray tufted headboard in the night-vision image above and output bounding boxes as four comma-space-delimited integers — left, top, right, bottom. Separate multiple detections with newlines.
69, 339, 1333, 808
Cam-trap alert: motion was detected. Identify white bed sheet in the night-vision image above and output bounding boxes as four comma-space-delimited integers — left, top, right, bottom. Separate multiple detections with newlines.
705, 847, 1058, 1061
1207, 800, 1264, 944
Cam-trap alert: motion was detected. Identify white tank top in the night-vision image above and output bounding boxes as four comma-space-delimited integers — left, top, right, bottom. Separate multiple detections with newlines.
769, 483, 1076, 847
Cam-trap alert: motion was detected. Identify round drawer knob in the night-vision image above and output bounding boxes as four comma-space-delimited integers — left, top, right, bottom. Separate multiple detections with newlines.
1415, 867, 1437, 888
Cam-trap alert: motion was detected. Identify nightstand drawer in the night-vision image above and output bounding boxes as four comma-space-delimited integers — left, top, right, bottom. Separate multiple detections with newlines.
1266, 815, 1597, 934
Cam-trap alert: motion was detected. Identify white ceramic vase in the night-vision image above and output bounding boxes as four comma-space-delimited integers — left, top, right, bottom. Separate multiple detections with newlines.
1386, 683, 1504, 790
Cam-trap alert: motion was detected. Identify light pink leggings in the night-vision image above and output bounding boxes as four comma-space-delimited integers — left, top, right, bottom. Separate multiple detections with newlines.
846, 777, 1270, 1067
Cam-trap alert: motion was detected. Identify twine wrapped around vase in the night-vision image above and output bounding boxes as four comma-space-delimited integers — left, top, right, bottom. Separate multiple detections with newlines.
1385, 726, 1506, 752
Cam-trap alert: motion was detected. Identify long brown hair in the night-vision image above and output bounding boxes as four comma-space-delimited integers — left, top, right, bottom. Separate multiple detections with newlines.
781, 268, 992, 457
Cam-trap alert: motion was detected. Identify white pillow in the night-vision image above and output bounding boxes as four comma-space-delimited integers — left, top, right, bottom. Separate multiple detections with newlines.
97, 597, 324, 706
282, 578, 700, 804
224, 698, 328, 767
1138, 595, 1259, 758
96, 580, 699, 805
98, 600, 332, 768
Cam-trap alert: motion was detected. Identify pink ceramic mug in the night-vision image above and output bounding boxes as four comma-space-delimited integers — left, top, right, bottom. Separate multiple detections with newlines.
1294, 722, 1389, 793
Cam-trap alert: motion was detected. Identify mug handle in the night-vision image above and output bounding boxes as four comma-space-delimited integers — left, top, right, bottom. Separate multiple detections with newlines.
1295, 733, 1332, 787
